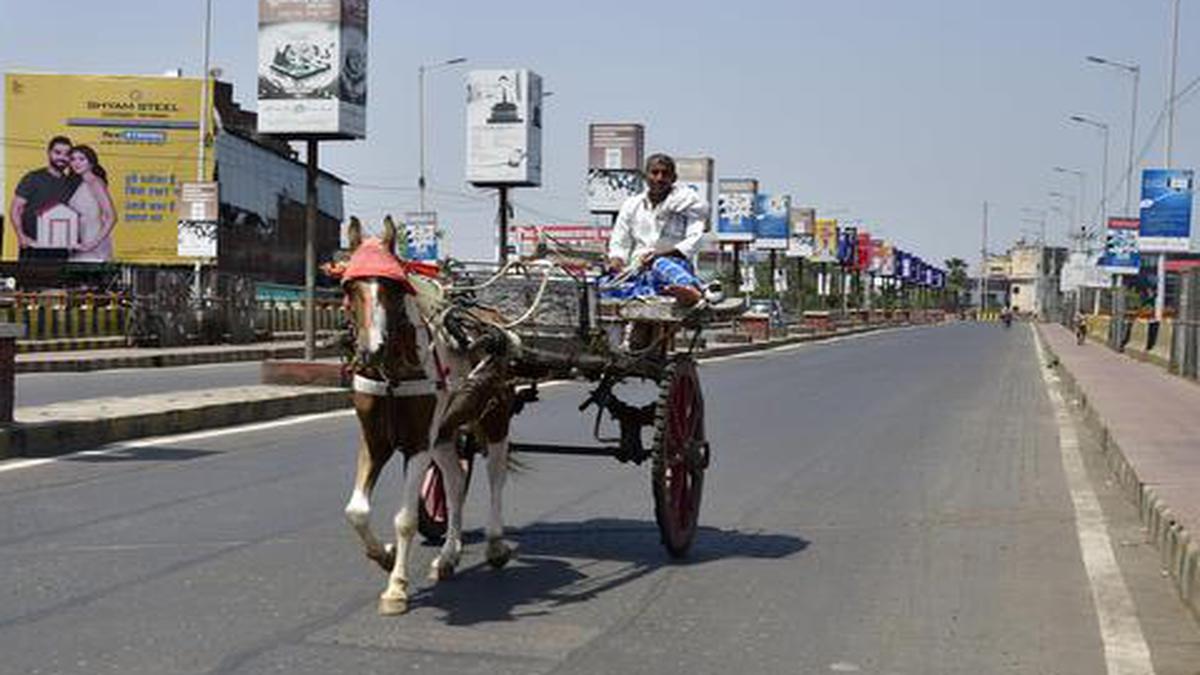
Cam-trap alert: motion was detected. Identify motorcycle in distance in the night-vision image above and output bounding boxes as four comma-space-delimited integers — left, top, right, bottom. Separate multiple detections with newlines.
1075, 315, 1087, 345
1001, 308, 1013, 329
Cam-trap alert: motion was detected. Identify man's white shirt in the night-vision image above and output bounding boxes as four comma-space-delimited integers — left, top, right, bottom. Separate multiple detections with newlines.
607, 184, 709, 266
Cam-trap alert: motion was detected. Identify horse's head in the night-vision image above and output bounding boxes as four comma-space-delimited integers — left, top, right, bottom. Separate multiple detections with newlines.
338, 216, 425, 381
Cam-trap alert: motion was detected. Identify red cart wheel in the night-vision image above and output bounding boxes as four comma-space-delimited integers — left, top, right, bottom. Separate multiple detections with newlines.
417, 455, 475, 543
651, 357, 708, 558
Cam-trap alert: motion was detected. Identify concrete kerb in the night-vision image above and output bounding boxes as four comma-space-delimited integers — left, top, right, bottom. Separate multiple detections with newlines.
1037, 324, 1200, 621
0, 321, 921, 462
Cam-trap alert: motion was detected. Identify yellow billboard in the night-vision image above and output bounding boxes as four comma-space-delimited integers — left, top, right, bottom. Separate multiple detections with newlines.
4, 73, 214, 264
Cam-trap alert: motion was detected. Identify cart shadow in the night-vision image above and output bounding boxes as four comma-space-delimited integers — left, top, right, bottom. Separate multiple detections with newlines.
416, 517, 808, 627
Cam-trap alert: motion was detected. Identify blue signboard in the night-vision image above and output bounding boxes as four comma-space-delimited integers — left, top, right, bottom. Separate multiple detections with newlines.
837, 227, 858, 267
1100, 217, 1141, 275
717, 179, 758, 242
753, 193, 790, 250
1139, 168, 1194, 252
403, 211, 440, 262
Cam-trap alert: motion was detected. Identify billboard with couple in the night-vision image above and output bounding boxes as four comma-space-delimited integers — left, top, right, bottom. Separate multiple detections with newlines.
4, 73, 214, 264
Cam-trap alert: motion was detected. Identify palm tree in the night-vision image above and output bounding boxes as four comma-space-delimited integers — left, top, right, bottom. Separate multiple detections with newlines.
945, 257, 969, 311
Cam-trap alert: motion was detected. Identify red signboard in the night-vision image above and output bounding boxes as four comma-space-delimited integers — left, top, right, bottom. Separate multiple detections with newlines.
856, 232, 873, 272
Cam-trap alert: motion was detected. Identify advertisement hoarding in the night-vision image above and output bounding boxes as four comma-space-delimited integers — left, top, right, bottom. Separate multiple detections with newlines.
837, 226, 858, 267
716, 178, 757, 242
1060, 252, 1112, 291
403, 211, 439, 261
1100, 216, 1140, 275
4, 73, 214, 264
675, 157, 714, 230
855, 231, 872, 272
1139, 168, 1194, 252
257, 0, 368, 138
811, 218, 839, 262
508, 224, 610, 259
466, 69, 543, 186
177, 181, 219, 258
753, 193, 790, 250
785, 206, 815, 258
878, 241, 895, 276
588, 123, 644, 170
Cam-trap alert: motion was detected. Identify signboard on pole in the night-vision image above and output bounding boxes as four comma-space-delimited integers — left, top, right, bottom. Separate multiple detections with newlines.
676, 157, 715, 229
837, 226, 858, 267
785, 206, 815, 258
403, 211, 439, 261
257, 0, 368, 138
812, 218, 839, 262
716, 178, 757, 242
1060, 252, 1111, 291
1139, 168, 1194, 252
587, 171, 642, 213
1100, 216, 1141, 275
466, 69, 543, 186
177, 181, 219, 258
753, 193, 790, 250
855, 231, 873, 272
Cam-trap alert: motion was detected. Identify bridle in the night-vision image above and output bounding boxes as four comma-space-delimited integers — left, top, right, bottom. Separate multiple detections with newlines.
344, 276, 445, 399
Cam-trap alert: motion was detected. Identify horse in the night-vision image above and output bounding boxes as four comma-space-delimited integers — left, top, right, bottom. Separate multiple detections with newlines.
332, 216, 516, 616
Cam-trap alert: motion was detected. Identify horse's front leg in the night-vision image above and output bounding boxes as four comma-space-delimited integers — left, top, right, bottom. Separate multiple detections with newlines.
379, 449, 431, 616
344, 434, 395, 572
484, 436, 514, 569
428, 438, 465, 581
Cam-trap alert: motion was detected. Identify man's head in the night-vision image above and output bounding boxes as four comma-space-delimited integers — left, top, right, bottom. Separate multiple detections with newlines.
46, 136, 72, 174
644, 153, 676, 202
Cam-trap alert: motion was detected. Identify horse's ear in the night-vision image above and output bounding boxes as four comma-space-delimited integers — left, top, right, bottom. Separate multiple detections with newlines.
347, 216, 362, 251
382, 214, 397, 253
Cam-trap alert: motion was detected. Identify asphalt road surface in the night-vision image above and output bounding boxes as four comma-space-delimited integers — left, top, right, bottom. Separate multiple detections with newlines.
1, 323, 1197, 674
15, 362, 267, 408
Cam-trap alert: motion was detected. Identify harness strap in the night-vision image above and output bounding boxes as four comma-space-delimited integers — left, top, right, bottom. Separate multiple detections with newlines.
352, 374, 437, 398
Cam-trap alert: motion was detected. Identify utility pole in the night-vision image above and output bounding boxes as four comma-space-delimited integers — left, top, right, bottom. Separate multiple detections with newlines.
981, 200, 989, 316
1157, 0, 1181, 323
193, 0, 213, 335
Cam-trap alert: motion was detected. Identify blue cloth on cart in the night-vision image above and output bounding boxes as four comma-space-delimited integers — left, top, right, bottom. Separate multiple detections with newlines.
600, 256, 702, 300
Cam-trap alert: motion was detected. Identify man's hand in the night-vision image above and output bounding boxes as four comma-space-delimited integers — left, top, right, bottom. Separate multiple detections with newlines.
607, 257, 626, 274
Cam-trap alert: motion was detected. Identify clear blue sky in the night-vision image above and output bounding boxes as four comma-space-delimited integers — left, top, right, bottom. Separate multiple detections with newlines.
3, 0, 1199, 265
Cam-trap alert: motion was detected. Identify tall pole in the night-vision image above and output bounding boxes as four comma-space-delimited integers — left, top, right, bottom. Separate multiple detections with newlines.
417, 64, 427, 213
497, 186, 509, 263
194, 0, 213, 330
1126, 67, 1140, 214
981, 200, 988, 315
304, 140, 318, 360
1159, 0, 1181, 322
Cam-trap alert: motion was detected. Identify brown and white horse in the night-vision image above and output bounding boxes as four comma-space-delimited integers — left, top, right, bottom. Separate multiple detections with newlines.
334, 217, 516, 616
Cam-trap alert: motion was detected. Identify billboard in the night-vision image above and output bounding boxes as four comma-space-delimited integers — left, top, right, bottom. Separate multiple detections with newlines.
837, 226, 858, 267
257, 0, 368, 138
786, 206, 815, 258
508, 224, 610, 260
1139, 168, 1193, 252
588, 123, 644, 170
675, 157, 714, 229
4, 73, 214, 264
877, 241, 895, 276
1100, 217, 1140, 275
466, 69, 543, 186
812, 218, 839, 262
753, 193, 790, 250
403, 211, 439, 261
855, 231, 872, 272
177, 181, 219, 258
716, 178, 757, 242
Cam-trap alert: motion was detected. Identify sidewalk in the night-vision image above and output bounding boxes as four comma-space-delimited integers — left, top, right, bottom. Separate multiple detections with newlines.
16, 340, 339, 374
1038, 323, 1200, 618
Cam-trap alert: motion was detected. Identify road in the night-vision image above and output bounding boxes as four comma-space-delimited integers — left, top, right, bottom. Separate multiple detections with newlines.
15, 362, 266, 408
1, 323, 1197, 674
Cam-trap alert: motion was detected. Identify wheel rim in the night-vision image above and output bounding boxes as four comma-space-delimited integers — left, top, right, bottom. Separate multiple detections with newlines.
662, 362, 703, 543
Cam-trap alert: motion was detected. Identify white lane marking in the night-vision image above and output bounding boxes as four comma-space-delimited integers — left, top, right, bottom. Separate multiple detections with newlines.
0, 409, 355, 475
1031, 326, 1155, 675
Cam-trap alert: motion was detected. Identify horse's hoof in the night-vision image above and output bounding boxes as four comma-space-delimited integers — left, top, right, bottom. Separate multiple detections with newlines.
486, 540, 513, 569
428, 559, 456, 581
377, 594, 407, 616
370, 543, 396, 573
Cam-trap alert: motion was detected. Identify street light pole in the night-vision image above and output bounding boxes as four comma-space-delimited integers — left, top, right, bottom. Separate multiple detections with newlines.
1157, 0, 1181, 322
1053, 167, 1086, 233
1069, 116, 1110, 226
1087, 56, 1141, 215
417, 57, 467, 214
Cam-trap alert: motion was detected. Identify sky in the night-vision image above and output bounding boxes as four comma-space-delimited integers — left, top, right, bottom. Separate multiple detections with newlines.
2, 0, 1200, 267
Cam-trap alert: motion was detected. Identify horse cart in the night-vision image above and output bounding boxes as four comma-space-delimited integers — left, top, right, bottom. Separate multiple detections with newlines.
417, 262, 735, 558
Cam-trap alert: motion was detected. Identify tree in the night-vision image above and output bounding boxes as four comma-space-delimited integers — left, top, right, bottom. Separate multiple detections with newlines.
945, 257, 969, 310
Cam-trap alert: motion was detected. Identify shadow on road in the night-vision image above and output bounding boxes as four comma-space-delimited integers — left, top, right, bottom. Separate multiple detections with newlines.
417, 517, 809, 626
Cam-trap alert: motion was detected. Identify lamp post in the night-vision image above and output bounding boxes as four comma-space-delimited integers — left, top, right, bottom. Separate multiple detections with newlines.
1155, 0, 1182, 322
1069, 115, 1110, 227
418, 57, 467, 213
1053, 167, 1087, 234
1086, 56, 1140, 215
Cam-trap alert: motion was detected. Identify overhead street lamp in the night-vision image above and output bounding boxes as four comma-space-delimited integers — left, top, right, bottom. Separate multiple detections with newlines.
418, 57, 468, 213
1052, 166, 1087, 235
1068, 115, 1111, 227
1086, 55, 1140, 215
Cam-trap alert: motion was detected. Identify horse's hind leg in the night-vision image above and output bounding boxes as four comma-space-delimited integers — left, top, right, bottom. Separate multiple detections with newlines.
427, 439, 465, 581
484, 436, 514, 568
344, 434, 395, 572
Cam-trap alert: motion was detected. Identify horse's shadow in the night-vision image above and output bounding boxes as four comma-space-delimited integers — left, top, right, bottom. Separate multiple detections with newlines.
415, 517, 809, 627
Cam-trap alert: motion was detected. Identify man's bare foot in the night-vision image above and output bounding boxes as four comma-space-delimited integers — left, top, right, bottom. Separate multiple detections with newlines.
663, 285, 703, 306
